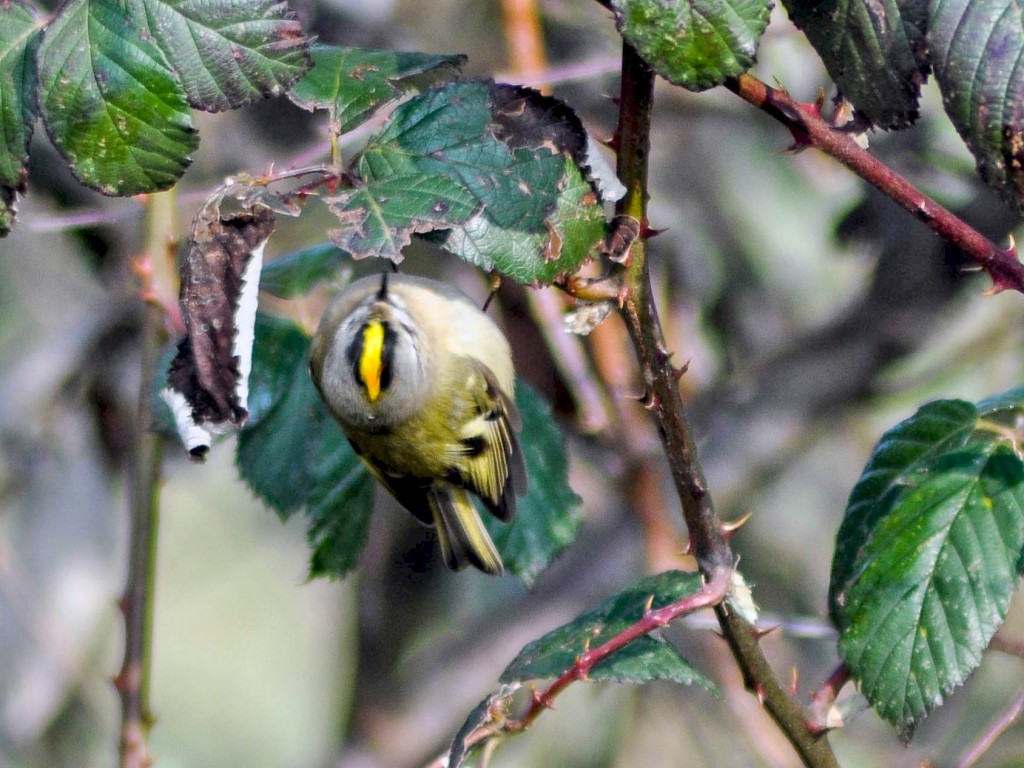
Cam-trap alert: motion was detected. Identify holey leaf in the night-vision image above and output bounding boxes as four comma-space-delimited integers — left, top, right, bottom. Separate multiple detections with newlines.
610, 0, 772, 91
830, 390, 1024, 737
37, 0, 199, 195
288, 45, 465, 134
930, 0, 1024, 209
501, 570, 716, 690
782, 0, 929, 128
329, 79, 604, 283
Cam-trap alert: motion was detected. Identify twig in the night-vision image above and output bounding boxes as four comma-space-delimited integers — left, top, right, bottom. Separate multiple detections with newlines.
425, 566, 731, 767
954, 686, 1024, 768
724, 73, 1024, 295
613, 45, 839, 768
114, 191, 176, 768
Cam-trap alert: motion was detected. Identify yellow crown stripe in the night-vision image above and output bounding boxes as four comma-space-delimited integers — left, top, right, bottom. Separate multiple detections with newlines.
359, 320, 386, 402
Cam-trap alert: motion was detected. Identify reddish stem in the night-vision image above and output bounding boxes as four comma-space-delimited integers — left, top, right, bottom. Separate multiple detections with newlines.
725, 73, 1024, 295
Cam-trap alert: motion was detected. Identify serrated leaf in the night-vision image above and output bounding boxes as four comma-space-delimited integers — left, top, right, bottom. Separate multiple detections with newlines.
327, 174, 480, 261
333, 79, 602, 283
782, 0, 929, 128
829, 398, 980, 614
501, 570, 716, 690
358, 80, 566, 230
125, 0, 310, 112
930, 0, 1024, 208
610, 0, 771, 91
433, 157, 605, 283
288, 45, 465, 134
36, 0, 198, 195
835, 443, 1024, 736
259, 242, 350, 298
0, 0, 41, 202
486, 383, 583, 586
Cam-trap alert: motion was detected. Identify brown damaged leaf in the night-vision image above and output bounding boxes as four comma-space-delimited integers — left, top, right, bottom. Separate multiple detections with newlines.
168, 206, 276, 430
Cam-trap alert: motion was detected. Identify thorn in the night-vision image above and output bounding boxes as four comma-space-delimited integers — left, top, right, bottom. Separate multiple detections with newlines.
720, 511, 753, 540
752, 623, 781, 642
680, 538, 693, 556
643, 593, 655, 614
671, 360, 691, 381
755, 682, 768, 706
790, 666, 799, 696
642, 225, 666, 239
643, 393, 661, 411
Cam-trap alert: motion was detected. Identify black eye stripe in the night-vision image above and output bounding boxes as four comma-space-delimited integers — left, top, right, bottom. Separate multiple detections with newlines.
379, 322, 397, 392
345, 325, 365, 386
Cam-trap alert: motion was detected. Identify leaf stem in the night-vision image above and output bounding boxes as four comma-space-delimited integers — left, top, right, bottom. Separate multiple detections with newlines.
724, 73, 1024, 294
613, 45, 839, 768
115, 191, 176, 768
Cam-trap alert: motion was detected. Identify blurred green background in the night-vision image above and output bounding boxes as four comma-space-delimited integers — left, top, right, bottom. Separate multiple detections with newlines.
3, 1, 1024, 767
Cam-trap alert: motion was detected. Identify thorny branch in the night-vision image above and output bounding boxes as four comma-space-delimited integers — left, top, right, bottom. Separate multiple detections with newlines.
427, 568, 731, 767
115, 191, 177, 768
725, 73, 1024, 295
611, 45, 839, 768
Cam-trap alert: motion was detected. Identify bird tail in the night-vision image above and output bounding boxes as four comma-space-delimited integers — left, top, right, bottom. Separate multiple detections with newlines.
428, 487, 504, 575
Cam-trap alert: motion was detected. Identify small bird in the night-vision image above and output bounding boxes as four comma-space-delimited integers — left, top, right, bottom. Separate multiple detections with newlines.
309, 272, 527, 575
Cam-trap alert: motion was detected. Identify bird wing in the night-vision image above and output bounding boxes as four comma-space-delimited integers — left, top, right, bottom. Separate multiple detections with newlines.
448, 361, 526, 522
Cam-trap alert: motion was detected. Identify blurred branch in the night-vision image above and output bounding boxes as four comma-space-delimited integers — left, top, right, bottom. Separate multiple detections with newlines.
725, 73, 1024, 295
954, 686, 1024, 768
114, 191, 176, 768
499, 0, 615, 433
990, 632, 1024, 660
613, 46, 839, 768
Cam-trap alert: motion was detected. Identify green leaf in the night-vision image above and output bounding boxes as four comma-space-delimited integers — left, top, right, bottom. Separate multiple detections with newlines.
487, 383, 583, 586
260, 242, 349, 299
610, 0, 771, 91
244, 312, 310, 427
36, 0, 199, 195
432, 157, 605, 284
930, 0, 1024, 209
288, 45, 465, 134
782, 0, 929, 128
126, 0, 310, 113
829, 398, 980, 614
330, 80, 602, 283
830, 388, 1024, 735
835, 443, 1024, 737
0, 1, 41, 197
305, 423, 375, 578
328, 174, 480, 261
500, 570, 716, 690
